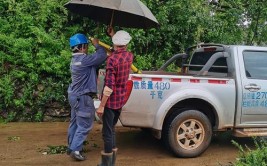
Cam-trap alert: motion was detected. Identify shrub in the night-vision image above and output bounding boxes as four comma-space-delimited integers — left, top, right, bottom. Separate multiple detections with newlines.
232, 138, 267, 166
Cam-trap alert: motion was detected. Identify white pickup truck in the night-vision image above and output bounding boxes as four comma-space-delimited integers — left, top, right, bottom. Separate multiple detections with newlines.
97, 43, 267, 158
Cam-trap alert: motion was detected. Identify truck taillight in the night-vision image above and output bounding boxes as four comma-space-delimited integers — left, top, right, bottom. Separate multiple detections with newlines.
124, 80, 133, 104
204, 47, 217, 52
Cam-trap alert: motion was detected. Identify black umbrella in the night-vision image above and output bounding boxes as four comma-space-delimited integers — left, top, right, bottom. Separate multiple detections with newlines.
64, 0, 159, 29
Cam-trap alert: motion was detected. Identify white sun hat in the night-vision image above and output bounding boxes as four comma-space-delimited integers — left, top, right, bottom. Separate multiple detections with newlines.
112, 30, 132, 46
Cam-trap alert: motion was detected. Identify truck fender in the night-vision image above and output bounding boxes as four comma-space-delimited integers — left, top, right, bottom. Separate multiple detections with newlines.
152, 89, 224, 131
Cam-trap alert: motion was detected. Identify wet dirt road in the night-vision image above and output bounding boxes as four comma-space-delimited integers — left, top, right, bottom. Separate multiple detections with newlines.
0, 122, 254, 166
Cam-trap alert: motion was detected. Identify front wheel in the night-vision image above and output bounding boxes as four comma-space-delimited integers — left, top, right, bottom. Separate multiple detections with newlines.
163, 110, 212, 157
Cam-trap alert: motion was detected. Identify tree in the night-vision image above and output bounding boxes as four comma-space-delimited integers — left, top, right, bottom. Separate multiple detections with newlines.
0, 0, 267, 121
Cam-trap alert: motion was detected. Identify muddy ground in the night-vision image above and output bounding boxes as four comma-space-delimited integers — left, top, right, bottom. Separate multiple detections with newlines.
0, 122, 255, 166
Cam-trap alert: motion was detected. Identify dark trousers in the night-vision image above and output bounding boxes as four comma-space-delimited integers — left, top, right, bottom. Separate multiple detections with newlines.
102, 107, 121, 153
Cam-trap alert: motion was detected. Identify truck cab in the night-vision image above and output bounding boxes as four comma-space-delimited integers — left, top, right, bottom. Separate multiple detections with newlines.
234, 46, 267, 133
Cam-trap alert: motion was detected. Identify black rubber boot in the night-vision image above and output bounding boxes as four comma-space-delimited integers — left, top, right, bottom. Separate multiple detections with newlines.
112, 148, 118, 166
97, 151, 113, 166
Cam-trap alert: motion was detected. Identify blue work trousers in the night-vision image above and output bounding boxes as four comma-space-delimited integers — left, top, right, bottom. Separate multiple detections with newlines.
67, 94, 95, 151
102, 108, 121, 153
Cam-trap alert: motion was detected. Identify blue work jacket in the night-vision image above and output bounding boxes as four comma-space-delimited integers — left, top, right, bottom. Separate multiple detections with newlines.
68, 45, 107, 96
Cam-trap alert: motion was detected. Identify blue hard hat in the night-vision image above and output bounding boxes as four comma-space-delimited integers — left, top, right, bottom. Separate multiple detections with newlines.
69, 33, 88, 47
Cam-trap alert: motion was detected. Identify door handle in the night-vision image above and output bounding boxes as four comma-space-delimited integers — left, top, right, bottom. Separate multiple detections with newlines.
244, 84, 261, 92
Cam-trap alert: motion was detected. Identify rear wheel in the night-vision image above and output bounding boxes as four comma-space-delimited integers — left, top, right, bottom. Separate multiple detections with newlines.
163, 110, 212, 157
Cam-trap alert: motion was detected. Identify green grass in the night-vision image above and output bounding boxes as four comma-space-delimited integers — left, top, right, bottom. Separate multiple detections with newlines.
39, 141, 97, 155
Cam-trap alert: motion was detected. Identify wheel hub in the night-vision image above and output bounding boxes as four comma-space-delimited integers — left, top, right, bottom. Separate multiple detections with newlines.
176, 119, 205, 150
185, 130, 195, 139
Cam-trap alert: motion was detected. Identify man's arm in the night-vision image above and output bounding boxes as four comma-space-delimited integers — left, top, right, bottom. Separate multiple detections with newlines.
82, 39, 107, 67
96, 57, 116, 116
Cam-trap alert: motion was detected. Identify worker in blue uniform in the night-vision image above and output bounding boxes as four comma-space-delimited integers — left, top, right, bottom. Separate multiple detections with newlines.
67, 33, 107, 161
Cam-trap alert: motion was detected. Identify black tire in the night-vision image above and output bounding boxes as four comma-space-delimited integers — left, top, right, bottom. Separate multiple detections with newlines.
140, 128, 151, 133
163, 110, 212, 157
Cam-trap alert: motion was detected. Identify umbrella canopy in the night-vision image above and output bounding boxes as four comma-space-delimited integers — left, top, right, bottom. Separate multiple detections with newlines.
64, 0, 159, 29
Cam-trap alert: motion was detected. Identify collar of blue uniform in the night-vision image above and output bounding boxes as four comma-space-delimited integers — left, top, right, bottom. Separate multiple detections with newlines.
72, 53, 86, 56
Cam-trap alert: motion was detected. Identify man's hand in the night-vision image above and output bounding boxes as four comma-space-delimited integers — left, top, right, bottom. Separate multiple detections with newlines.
96, 105, 104, 117
107, 26, 115, 37
91, 38, 99, 47
97, 90, 111, 117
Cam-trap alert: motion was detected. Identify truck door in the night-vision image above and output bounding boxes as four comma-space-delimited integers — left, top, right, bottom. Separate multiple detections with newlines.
239, 47, 267, 124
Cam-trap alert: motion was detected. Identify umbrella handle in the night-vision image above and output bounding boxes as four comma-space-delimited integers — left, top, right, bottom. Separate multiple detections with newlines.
89, 37, 141, 74
110, 10, 114, 27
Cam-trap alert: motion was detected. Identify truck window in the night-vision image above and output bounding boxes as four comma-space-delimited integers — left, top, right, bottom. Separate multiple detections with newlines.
189, 51, 228, 73
243, 51, 267, 79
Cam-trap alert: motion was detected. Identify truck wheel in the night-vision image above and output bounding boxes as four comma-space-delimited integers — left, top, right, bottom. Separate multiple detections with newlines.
164, 110, 212, 157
